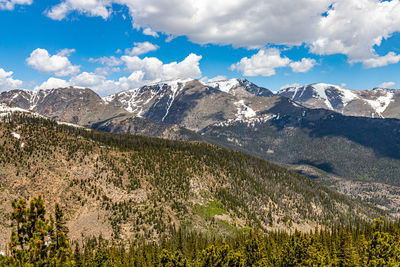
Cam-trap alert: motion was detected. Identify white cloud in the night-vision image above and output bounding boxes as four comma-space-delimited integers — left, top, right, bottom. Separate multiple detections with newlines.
231, 48, 317, 77
121, 53, 202, 82
46, 0, 110, 20
26, 48, 80, 77
89, 56, 122, 66
68, 71, 145, 95
70, 72, 104, 87
142, 27, 159, 37
0, 0, 32, 10
46, 0, 400, 67
289, 58, 317, 73
310, 0, 400, 63
125, 42, 159, 56
0, 67, 23, 91
94, 66, 120, 76
361, 52, 400, 69
230, 48, 290, 77
35, 77, 69, 90
378, 81, 396, 89
57, 48, 76, 57
62, 53, 203, 95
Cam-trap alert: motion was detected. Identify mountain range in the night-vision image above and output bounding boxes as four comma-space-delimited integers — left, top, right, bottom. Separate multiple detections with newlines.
277, 83, 400, 119
1, 79, 400, 216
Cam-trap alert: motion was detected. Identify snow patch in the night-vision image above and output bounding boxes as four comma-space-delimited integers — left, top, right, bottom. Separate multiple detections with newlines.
206, 79, 240, 93
338, 88, 359, 106
234, 100, 256, 119
311, 83, 334, 110
365, 92, 394, 115
11, 132, 20, 139
0, 103, 27, 114
56, 121, 86, 129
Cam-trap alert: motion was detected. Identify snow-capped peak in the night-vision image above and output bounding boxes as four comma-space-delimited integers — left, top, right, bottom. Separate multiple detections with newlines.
205, 78, 241, 93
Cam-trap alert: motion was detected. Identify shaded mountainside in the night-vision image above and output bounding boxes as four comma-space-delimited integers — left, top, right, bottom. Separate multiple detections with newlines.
201, 97, 400, 186
0, 112, 385, 248
92, 115, 204, 142
277, 83, 400, 119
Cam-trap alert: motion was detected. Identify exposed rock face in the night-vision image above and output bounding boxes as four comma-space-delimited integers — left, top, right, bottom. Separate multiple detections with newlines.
0, 87, 202, 141
0, 87, 127, 126
277, 83, 400, 119
92, 116, 204, 142
103, 79, 276, 131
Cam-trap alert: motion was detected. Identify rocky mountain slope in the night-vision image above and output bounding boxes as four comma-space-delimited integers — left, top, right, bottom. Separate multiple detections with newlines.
103, 78, 275, 131
0, 110, 384, 248
0, 88, 202, 141
277, 83, 400, 119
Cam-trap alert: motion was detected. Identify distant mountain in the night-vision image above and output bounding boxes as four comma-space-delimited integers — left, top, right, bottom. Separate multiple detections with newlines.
0, 87, 203, 141
277, 83, 400, 119
103, 78, 276, 131
0, 111, 385, 247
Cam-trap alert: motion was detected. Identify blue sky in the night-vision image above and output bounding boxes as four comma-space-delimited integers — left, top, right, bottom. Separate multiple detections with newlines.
1, 0, 400, 95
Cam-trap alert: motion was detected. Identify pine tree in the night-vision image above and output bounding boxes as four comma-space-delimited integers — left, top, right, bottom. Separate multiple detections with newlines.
6, 196, 72, 266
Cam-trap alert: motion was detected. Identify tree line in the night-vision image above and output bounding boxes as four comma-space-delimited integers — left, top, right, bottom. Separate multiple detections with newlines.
0, 196, 399, 266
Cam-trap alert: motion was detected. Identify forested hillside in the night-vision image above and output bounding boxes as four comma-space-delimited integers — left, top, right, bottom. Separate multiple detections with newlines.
0, 112, 385, 248
0, 197, 398, 266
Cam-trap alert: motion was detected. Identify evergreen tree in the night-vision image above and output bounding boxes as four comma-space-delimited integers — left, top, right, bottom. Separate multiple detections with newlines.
6, 196, 72, 266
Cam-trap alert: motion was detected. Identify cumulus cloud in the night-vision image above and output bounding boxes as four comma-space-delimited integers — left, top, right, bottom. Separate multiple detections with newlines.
121, 53, 202, 82
230, 49, 290, 77
142, 27, 159, 37
34, 77, 70, 90
0, 0, 32, 10
0, 67, 23, 92
361, 52, 400, 69
289, 58, 317, 73
26, 48, 80, 77
46, 0, 400, 67
378, 81, 396, 89
57, 48, 76, 57
46, 0, 110, 20
68, 71, 146, 95
40, 53, 204, 95
310, 0, 400, 64
231, 48, 316, 77
89, 56, 122, 67
125, 42, 159, 56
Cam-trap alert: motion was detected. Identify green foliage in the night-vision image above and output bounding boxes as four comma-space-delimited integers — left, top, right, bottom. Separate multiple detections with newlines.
193, 201, 226, 220
1, 197, 400, 266
3, 196, 73, 266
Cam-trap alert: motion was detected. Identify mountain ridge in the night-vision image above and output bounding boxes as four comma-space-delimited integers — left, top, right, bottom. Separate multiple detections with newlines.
277, 83, 400, 119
